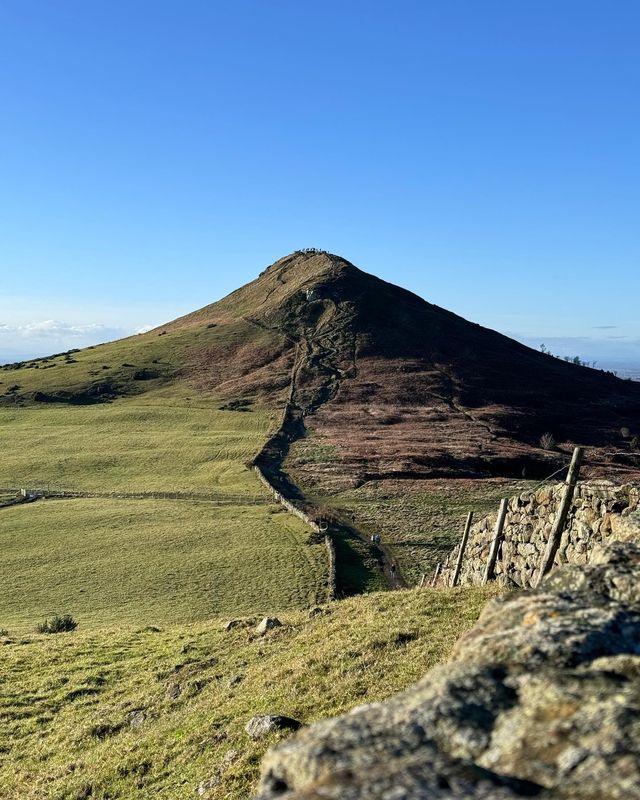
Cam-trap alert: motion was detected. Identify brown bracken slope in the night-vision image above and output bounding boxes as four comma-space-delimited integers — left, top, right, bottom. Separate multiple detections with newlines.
169, 250, 640, 484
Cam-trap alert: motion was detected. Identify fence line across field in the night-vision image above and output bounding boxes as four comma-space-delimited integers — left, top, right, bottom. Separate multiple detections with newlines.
0, 486, 270, 505
2, 445, 593, 595
427, 447, 585, 590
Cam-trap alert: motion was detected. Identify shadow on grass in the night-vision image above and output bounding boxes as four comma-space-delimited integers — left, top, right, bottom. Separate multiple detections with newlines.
332, 528, 384, 597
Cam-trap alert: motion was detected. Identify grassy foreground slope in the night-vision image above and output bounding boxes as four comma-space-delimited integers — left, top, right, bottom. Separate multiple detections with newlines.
0, 586, 493, 800
0, 499, 326, 632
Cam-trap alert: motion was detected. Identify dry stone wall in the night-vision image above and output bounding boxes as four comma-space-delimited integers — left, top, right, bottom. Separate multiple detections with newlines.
253, 465, 336, 601
438, 480, 640, 588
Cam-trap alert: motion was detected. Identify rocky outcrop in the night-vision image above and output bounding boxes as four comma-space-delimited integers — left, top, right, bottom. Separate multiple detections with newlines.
255, 537, 640, 799
439, 480, 639, 588
246, 715, 303, 741
256, 617, 283, 635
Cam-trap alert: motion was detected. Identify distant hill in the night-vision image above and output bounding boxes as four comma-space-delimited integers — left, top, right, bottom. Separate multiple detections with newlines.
166, 249, 640, 482
2, 250, 639, 593
4, 250, 640, 486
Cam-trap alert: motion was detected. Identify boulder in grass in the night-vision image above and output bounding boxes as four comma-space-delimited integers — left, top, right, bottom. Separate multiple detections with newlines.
165, 681, 181, 699
255, 617, 282, 635
127, 710, 145, 730
245, 714, 302, 740
197, 775, 220, 796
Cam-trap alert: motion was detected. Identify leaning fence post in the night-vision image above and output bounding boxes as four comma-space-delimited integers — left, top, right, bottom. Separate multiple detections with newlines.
482, 499, 508, 585
535, 446, 583, 587
451, 511, 474, 587
430, 562, 442, 587
419, 573, 426, 588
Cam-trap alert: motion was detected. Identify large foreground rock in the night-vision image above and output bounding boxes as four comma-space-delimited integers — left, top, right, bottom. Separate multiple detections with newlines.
255, 541, 640, 799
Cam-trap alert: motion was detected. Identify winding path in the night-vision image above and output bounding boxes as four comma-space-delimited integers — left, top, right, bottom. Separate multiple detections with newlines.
247, 294, 407, 592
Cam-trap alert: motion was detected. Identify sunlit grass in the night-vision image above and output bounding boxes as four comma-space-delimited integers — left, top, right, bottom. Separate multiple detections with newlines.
303, 478, 538, 585
0, 388, 276, 496
0, 497, 328, 632
0, 585, 493, 800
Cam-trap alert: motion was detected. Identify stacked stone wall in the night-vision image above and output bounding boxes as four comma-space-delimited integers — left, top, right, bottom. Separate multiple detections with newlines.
438, 480, 640, 588
253, 465, 336, 601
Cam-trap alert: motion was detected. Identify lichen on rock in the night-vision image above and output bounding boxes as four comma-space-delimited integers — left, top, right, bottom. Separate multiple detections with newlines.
254, 539, 640, 799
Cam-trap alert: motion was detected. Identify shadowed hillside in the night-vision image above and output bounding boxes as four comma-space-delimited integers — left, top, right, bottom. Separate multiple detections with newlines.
170, 249, 640, 482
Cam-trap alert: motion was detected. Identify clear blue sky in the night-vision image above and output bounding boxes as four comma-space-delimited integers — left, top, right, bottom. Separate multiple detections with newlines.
1, 1, 639, 369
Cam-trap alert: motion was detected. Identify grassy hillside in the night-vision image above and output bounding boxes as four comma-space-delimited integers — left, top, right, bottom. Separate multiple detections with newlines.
0, 368, 334, 628
0, 585, 494, 800
0, 498, 327, 632
0, 388, 275, 495
0, 316, 287, 402
287, 435, 537, 583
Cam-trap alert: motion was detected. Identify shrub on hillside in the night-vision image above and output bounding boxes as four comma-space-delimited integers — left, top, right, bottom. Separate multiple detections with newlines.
539, 432, 556, 451
36, 614, 77, 634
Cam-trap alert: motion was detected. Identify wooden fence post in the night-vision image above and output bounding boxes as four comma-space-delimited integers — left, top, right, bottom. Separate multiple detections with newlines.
482, 499, 508, 585
451, 511, 473, 587
430, 562, 442, 587
419, 573, 426, 588
535, 447, 583, 587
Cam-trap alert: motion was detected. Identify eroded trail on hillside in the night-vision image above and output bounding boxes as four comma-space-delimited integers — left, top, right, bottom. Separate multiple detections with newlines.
248, 298, 406, 593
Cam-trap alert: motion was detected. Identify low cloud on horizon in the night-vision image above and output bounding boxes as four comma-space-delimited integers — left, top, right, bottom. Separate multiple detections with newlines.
0, 320, 123, 339
0, 319, 158, 364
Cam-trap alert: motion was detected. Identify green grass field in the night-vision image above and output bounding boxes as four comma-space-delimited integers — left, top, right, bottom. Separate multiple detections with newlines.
0, 585, 494, 800
0, 497, 328, 632
294, 477, 538, 585
0, 387, 276, 496
0, 369, 335, 632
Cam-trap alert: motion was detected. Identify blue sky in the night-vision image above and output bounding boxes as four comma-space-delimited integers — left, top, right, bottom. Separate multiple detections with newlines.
1, 1, 639, 369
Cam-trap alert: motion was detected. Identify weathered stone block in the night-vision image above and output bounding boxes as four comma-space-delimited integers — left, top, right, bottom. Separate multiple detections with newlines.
255, 544, 640, 800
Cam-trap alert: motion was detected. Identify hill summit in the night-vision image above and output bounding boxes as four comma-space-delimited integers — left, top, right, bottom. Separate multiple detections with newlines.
4, 250, 640, 484
176, 249, 640, 482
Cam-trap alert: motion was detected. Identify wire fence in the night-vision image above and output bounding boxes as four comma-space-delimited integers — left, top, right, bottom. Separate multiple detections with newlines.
523, 464, 571, 495
0, 486, 270, 505
428, 449, 585, 590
